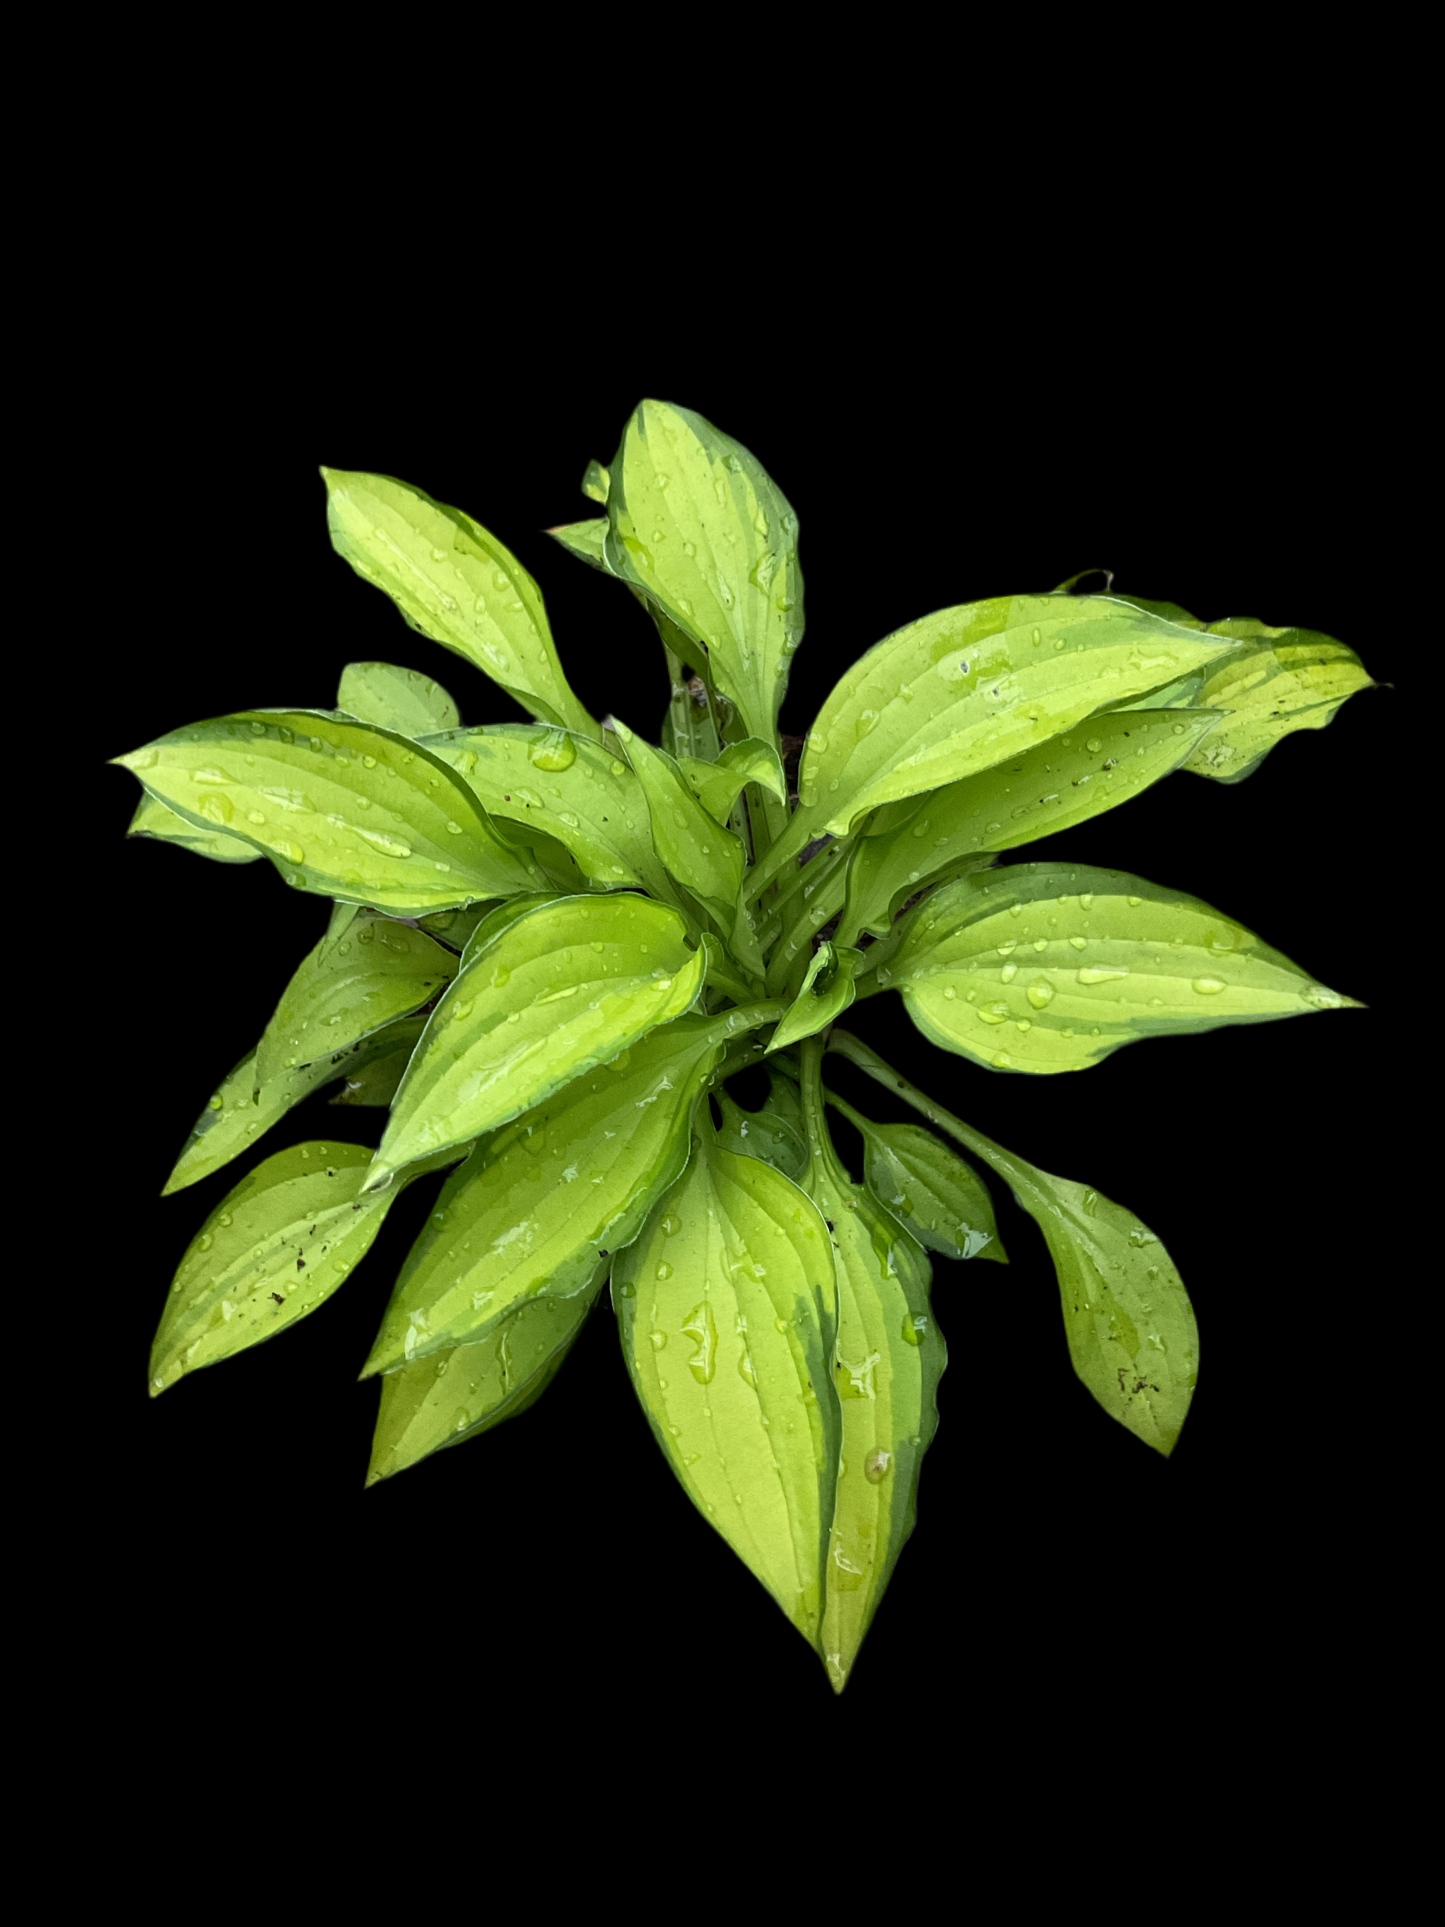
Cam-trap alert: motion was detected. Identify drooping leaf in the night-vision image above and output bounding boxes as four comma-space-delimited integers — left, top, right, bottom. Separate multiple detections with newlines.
767, 942, 863, 1054
151, 1142, 401, 1394
884, 860, 1359, 1074
836, 708, 1222, 943
824, 1092, 1004, 1262
678, 737, 788, 823
802, 1120, 944, 1694
545, 519, 609, 570
254, 914, 456, 1087
363, 1012, 747, 1371
712, 1079, 809, 1180
321, 467, 598, 737
458, 892, 568, 969
367, 894, 708, 1186
611, 718, 746, 934
750, 595, 1242, 890
603, 400, 803, 746
421, 722, 666, 894
127, 790, 261, 864
162, 1021, 426, 1195
337, 660, 460, 736
613, 1126, 838, 1646
1181, 619, 1374, 782
367, 1266, 606, 1485
113, 710, 543, 911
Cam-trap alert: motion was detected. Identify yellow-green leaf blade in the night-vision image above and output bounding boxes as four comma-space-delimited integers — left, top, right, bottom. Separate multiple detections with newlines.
1183, 619, 1374, 782
612, 719, 745, 929
113, 710, 542, 911
337, 660, 460, 736
827, 1097, 1005, 1263
321, 467, 598, 737
545, 519, 609, 571
150, 1142, 398, 1394
127, 790, 261, 865
767, 943, 863, 1054
885, 861, 1359, 1074
364, 1015, 730, 1372
614, 1131, 838, 1646
370, 895, 707, 1185
367, 1269, 605, 1485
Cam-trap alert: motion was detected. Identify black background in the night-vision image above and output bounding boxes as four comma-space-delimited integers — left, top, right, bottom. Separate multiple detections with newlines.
85, 301, 1397, 1756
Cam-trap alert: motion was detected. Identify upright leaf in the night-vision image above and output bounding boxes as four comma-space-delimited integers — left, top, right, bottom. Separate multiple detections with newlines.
113, 710, 542, 911
127, 791, 261, 865
337, 661, 460, 736
750, 595, 1242, 890
368, 894, 707, 1185
367, 1267, 606, 1485
678, 737, 787, 824
604, 400, 803, 746
767, 943, 863, 1054
255, 914, 455, 1087
883, 860, 1359, 1074
321, 468, 598, 737
151, 1142, 400, 1394
363, 1013, 743, 1371
612, 719, 747, 935
613, 1128, 838, 1646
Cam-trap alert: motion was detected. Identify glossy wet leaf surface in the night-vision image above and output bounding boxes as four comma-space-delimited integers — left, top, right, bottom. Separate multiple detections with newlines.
612, 719, 746, 935
713, 1077, 809, 1180
371, 894, 707, 1183
1181, 619, 1374, 782
322, 467, 597, 736
337, 660, 460, 736
114, 710, 542, 911
885, 860, 1358, 1073
364, 1014, 736, 1371
604, 399, 803, 747
127, 790, 261, 864
255, 914, 455, 1086
614, 1127, 838, 1645
545, 518, 609, 570
368, 1267, 605, 1485
151, 1142, 400, 1394
768, 942, 863, 1054
827, 1097, 1005, 1263
679, 737, 788, 823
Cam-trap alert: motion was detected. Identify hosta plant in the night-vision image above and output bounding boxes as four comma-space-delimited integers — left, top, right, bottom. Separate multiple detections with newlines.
115, 401, 1372, 1691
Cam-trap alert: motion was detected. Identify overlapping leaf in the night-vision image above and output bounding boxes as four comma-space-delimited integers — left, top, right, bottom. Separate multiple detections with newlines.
768, 942, 863, 1053
612, 719, 746, 932
883, 861, 1358, 1073
679, 737, 787, 824
713, 1077, 809, 1180
127, 791, 261, 865
337, 660, 460, 736
114, 710, 542, 911
1181, 619, 1374, 781
825, 1093, 1005, 1262
322, 468, 597, 737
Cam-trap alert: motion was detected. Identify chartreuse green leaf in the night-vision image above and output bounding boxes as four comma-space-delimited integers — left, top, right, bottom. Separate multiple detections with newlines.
367, 895, 708, 1187
611, 718, 746, 935
364, 1010, 779, 1372
829, 1030, 1197, 1455
163, 1022, 426, 1195
420, 722, 666, 894
113, 710, 542, 911
127, 790, 262, 864
321, 468, 598, 738
750, 595, 1242, 892
797, 1047, 944, 1693
767, 942, 863, 1054
337, 661, 460, 736
836, 708, 1222, 944
416, 904, 498, 951
613, 1124, 838, 1647
678, 738, 788, 824
1181, 619, 1374, 782
582, 459, 609, 504
713, 1077, 809, 1181
151, 1142, 400, 1394
255, 914, 455, 1087
367, 1264, 607, 1486
328, 1024, 423, 1108
457, 893, 562, 968
604, 400, 803, 749
545, 519, 609, 570
884, 860, 1359, 1074
824, 1090, 1004, 1263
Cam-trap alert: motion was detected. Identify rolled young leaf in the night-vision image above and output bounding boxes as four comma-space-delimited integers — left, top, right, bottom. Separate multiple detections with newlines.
749, 594, 1242, 891
113, 710, 542, 911
611, 718, 746, 935
835, 708, 1221, 944
767, 942, 863, 1054
363, 1010, 773, 1371
603, 399, 803, 750
368, 894, 708, 1185
828, 1030, 1197, 1456
163, 1019, 426, 1195
337, 661, 460, 736
823, 1091, 1005, 1263
151, 1142, 401, 1394
883, 860, 1359, 1074
367, 1265, 606, 1485
613, 1126, 839, 1647
255, 913, 456, 1087
321, 467, 598, 738
678, 738, 788, 824
127, 790, 261, 864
